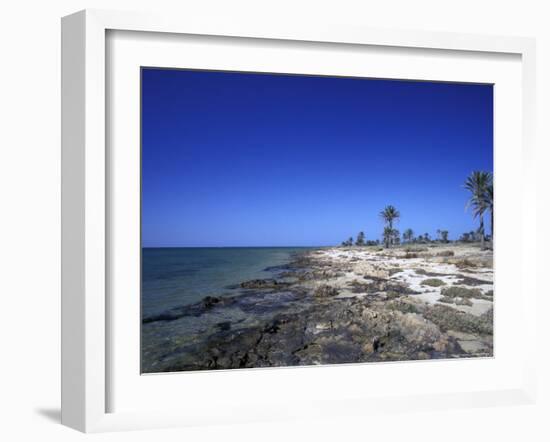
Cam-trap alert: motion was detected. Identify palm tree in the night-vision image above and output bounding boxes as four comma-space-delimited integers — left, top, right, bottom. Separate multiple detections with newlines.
484, 182, 494, 245
440, 230, 449, 243
403, 228, 414, 243
380, 205, 400, 229
464, 171, 492, 249
380, 205, 400, 248
383, 227, 399, 248
341, 237, 354, 247
355, 231, 365, 246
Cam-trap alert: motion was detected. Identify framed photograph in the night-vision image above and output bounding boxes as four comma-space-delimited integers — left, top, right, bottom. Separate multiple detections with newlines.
61, 9, 538, 432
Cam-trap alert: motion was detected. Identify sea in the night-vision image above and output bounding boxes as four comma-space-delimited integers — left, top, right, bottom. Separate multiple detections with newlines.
142, 247, 316, 317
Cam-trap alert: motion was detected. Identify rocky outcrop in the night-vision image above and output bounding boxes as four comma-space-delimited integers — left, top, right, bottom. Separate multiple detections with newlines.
142, 244, 494, 373
240, 279, 290, 290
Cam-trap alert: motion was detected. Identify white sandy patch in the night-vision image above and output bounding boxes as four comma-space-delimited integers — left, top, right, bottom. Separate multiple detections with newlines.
415, 291, 443, 304
474, 284, 494, 294
309, 245, 493, 314
456, 340, 487, 353
390, 268, 448, 304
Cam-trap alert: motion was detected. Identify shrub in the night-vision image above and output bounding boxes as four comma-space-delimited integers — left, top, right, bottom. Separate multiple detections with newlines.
441, 286, 482, 299
439, 296, 454, 304
454, 259, 478, 269
405, 246, 428, 253
421, 278, 446, 287
424, 304, 493, 334
436, 250, 454, 257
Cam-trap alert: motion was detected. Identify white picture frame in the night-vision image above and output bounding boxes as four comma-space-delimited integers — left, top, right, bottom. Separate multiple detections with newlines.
61, 9, 538, 433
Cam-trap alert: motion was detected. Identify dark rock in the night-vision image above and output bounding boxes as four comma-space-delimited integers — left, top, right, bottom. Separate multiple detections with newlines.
240, 279, 290, 290
453, 275, 490, 286
202, 296, 221, 309
263, 264, 291, 272
142, 295, 234, 324
351, 278, 419, 295
385, 299, 424, 314
216, 321, 232, 331
314, 285, 339, 298
414, 268, 454, 278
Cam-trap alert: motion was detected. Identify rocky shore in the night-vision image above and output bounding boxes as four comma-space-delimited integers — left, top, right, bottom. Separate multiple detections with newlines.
141, 244, 494, 373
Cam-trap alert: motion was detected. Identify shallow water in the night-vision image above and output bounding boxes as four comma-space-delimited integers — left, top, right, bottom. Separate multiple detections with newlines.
142, 247, 314, 317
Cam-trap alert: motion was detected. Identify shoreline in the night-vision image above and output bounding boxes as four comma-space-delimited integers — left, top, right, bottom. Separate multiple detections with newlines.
141, 243, 493, 373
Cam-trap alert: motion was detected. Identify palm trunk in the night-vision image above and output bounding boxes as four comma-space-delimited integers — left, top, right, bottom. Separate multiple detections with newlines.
490, 209, 494, 247
480, 217, 485, 250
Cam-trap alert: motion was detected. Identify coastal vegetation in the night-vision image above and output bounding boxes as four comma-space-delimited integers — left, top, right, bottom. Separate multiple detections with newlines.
340, 171, 493, 250
464, 171, 493, 249
355, 231, 365, 246
403, 228, 414, 244
421, 278, 446, 287
380, 205, 400, 248
437, 229, 449, 243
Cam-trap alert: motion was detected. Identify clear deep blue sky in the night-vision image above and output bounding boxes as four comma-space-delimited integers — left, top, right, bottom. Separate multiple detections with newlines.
142, 68, 493, 247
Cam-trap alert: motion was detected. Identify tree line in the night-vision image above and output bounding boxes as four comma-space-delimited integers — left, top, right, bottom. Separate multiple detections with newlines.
340, 171, 493, 249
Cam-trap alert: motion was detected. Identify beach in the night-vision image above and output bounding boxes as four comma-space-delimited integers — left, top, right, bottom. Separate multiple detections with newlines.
141, 243, 493, 373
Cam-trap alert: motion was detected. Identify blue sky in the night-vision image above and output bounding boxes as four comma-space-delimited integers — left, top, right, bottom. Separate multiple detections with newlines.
142, 68, 493, 247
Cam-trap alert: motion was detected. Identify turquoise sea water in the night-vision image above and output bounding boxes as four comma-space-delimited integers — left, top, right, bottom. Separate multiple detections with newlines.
142, 247, 314, 317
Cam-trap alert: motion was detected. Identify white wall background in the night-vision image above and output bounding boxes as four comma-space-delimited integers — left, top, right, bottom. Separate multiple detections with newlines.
0, 1, 548, 440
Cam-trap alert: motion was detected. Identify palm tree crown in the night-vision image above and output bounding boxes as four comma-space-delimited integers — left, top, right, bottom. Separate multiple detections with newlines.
484, 182, 494, 240
464, 171, 493, 248
380, 205, 400, 229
